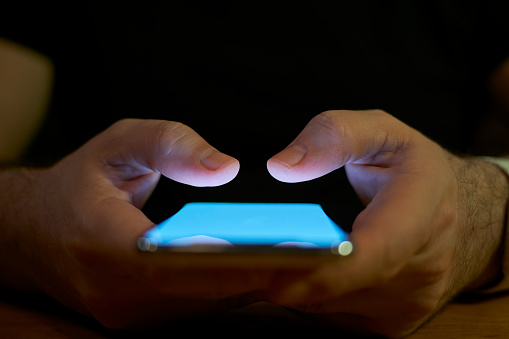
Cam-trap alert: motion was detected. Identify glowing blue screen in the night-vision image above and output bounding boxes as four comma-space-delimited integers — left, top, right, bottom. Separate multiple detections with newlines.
143, 203, 348, 248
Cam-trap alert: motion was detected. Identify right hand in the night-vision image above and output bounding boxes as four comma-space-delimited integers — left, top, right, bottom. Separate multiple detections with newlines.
260, 110, 508, 337
18, 119, 273, 328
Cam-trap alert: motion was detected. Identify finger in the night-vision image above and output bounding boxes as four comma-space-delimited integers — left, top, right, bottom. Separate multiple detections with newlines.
118, 171, 161, 209
274, 172, 451, 303
75, 262, 258, 329
267, 110, 411, 183
142, 266, 274, 298
74, 198, 275, 297
266, 110, 454, 300
91, 119, 240, 187
72, 197, 156, 256
286, 285, 434, 338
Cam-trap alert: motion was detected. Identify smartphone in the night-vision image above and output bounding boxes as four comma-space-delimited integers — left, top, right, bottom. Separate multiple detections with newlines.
137, 202, 352, 268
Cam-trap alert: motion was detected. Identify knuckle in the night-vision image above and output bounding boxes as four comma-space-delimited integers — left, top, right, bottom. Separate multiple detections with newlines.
313, 110, 341, 129
155, 120, 193, 155
156, 120, 188, 137
367, 108, 388, 117
113, 117, 138, 126
107, 119, 194, 153
211, 295, 256, 312
376, 265, 401, 285
373, 249, 406, 285
108, 118, 140, 133
97, 119, 147, 152
291, 301, 324, 313
94, 119, 138, 146
310, 109, 398, 145
311, 110, 349, 140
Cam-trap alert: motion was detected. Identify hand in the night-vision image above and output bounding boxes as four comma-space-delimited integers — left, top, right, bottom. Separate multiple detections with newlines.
18, 119, 272, 328
262, 110, 509, 338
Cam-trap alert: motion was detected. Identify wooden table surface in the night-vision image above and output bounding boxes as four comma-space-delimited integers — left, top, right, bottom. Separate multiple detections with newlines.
1, 289, 508, 338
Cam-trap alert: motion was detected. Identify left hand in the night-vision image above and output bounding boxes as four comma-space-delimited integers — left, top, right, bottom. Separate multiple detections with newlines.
18, 119, 272, 329
259, 110, 509, 338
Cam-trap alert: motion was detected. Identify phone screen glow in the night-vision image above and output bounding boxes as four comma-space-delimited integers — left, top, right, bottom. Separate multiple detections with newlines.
140, 203, 350, 253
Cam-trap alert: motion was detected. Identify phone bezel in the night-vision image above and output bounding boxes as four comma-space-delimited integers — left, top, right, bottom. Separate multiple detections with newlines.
136, 202, 353, 268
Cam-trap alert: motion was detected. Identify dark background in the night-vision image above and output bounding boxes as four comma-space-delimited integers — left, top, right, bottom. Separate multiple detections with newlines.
2, 1, 509, 225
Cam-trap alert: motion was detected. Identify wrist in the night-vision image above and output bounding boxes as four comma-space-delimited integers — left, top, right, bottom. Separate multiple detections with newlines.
0, 167, 46, 291
466, 157, 509, 292
458, 157, 509, 292
478, 157, 509, 176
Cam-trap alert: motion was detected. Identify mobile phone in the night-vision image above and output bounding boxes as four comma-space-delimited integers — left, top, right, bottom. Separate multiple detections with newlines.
137, 202, 352, 268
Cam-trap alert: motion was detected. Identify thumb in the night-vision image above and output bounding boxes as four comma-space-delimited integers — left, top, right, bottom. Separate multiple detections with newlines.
267, 110, 411, 183
90, 119, 240, 187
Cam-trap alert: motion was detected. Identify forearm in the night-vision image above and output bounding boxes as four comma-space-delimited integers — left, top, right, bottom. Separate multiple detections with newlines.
0, 166, 44, 291
465, 156, 509, 293
454, 157, 509, 293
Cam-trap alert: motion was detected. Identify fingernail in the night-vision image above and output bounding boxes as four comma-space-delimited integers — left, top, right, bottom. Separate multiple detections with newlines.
273, 144, 307, 168
200, 149, 234, 171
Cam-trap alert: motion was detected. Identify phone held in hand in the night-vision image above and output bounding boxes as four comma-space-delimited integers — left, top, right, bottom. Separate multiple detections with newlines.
137, 202, 353, 268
